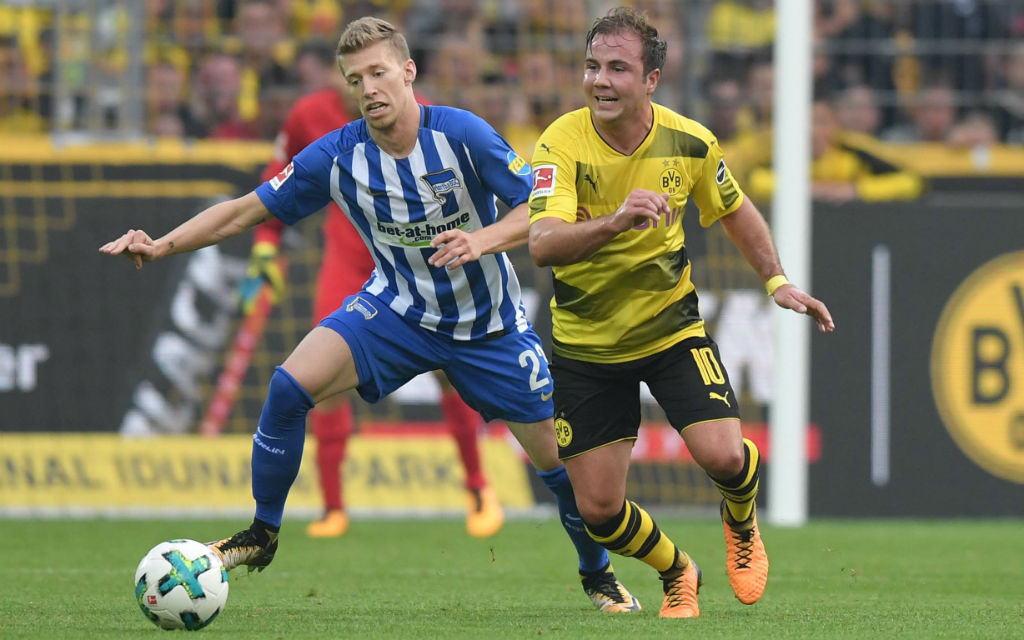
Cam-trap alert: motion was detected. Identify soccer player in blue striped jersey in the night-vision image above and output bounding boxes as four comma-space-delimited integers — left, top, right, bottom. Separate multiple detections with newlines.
100, 16, 641, 613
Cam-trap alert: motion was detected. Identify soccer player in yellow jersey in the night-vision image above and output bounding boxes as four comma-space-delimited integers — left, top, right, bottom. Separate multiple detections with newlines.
528, 7, 835, 619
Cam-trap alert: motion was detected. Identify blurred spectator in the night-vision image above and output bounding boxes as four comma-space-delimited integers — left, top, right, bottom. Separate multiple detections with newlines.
287, 0, 342, 39
147, 59, 206, 138
468, 74, 514, 139
294, 38, 337, 94
812, 31, 844, 99
746, 57, 774, 129
420, 34, 488, 109
947, 110, 1000, 150
236, 0, 289, 71
405, 0, 488, 68
232, 0, 293, 123
517, 0, 588, 38
644, 6, 686, 111
516, 49, 565, 134
992, 42, 1024, 144
150, 111, 186, 138
191, 52, 258, 139
816, 0, 858, 40
0, 34, 47, 134
882, 81, 958, 143
717, 58, 775, 186
819, 2, 897, 82
748, 98, 923, 204
255, 75, 300, 140
704, 75, 745, 143
903, 0, 1007, 96
16, 0, 1024, 149
707, 0, 775, 81
171, 0, 220, 65
834, 84, 882, 137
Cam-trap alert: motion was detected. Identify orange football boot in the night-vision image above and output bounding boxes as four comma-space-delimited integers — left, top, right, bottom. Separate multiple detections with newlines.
722, 500, 769, 604
306, 509, 349, 538
659, 553, 702, 619
466, 486, 504, 538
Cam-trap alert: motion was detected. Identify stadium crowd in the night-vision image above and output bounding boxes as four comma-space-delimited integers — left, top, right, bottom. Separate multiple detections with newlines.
2, 1, 1023, 191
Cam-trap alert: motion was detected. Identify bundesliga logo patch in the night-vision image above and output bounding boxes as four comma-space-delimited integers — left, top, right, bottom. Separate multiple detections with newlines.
270, 162, 294, 190
531, 165, 557, 198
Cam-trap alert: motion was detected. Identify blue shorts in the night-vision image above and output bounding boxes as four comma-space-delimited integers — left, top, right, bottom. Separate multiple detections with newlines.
319, 292, 553, 423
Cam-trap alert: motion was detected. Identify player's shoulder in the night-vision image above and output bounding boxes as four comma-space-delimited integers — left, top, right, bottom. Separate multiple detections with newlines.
534, 108, 589, 160
422, 105, 495, 140
296, 121, 365, 163
329, 119, 374, 152
654, 103, 719, 152
538, 108, 590, 142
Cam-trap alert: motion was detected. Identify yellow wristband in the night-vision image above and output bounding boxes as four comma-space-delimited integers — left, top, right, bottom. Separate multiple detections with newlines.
765, 274, 789, 296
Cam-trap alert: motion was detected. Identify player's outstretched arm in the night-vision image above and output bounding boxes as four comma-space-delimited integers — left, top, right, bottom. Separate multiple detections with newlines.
529, 189, 668, 267
428, 203, 531, 270
720, 197, 835, 333
99, 192, 272, 269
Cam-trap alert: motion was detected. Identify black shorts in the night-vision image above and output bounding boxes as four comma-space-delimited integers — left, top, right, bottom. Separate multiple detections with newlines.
551, 335, 741, 459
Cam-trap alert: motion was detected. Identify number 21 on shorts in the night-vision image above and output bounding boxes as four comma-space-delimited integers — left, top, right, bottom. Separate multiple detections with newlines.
518, 344, 551, 391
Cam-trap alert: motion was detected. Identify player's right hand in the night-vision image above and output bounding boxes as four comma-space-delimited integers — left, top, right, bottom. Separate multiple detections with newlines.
238, 240, 285, 313
607, 189, 670, 233
98, 229, 158, 269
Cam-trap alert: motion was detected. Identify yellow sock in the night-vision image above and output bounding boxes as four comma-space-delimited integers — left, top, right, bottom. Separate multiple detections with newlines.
711, 438, 760, 523
586, 500, 680, 573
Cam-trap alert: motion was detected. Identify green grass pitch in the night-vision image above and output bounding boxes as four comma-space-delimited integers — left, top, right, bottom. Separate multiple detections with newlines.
1, 517, 1021, 639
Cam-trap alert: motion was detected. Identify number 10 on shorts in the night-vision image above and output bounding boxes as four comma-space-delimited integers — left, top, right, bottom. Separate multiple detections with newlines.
691, 347, 725, 386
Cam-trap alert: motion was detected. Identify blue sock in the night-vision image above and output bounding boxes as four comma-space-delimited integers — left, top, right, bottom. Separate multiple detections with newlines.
251, 366, 314, 528
537, 465, 609, 573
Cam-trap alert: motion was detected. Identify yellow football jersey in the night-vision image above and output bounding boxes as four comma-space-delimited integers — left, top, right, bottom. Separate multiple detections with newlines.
529, 103, 745, 363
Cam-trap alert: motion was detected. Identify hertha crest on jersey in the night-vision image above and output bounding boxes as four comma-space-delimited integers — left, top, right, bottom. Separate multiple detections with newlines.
532, 165, 557, 197
420, 168, 461, 205
270, 162, 294, 190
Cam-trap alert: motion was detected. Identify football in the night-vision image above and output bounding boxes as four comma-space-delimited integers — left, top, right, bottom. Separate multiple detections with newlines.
134, 539, 229, 631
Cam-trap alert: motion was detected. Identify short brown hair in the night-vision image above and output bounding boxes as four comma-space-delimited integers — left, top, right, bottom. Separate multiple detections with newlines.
336, 16, 411, 65
585, 7, 666, 75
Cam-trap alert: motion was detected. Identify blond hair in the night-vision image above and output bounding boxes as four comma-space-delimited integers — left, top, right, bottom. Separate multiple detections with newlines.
336, 16, 411, 65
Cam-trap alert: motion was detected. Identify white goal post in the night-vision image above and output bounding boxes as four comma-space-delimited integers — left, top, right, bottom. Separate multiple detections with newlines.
768, 0, 813, 527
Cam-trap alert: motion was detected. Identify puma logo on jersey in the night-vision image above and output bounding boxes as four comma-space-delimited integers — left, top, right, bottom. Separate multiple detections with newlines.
709, 391, 731, 407
539, 143, 552, 153
583, 173, 598, 191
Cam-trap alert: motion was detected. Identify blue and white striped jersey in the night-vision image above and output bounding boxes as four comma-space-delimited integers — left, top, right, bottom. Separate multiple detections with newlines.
255, 105, 535, 341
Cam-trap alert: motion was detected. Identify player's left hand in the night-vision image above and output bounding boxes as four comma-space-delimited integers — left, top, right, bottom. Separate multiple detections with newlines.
98, 229, 159, 269
428, 229, 482, 270
771, 284, 836, 333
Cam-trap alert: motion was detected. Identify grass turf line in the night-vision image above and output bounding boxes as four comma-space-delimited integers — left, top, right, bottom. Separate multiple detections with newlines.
0, 518, 1020, 639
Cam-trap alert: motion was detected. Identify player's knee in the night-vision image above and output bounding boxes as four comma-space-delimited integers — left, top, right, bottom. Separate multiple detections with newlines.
701, 444, 745, 479
266, 366, 315, 422
576, 496, 623, 527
